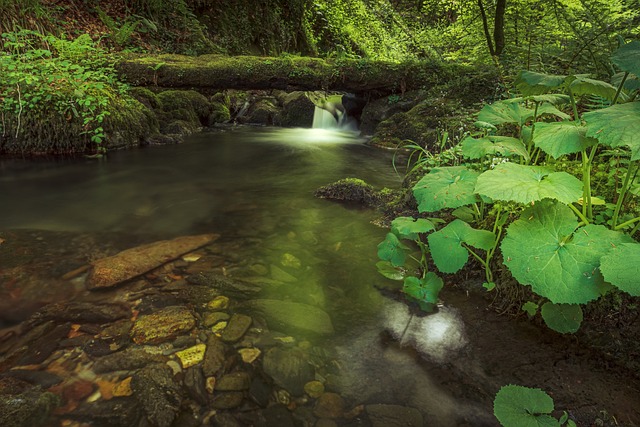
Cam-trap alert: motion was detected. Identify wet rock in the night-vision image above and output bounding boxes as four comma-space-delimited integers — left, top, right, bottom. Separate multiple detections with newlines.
132, 364, 183, 427
304, 380, 325, 398
204, 311, 230, 327
93, 347, 167, 374
83, 336, 129, 357
211, 391, 244, 409
68, 396, 141, 427
137, 294, 185, 314
314, 178, 389, 208
27, 302, 130, 326
365, 404, 424, 427
221, 313, 253, 343
188, 273, 263, 298
130, 306, 196, 345
176, 343, 206, 369
249, 376, 271, 407
87, 234, 218, 289
217, 371, 251, 391
0, 387, 59, 427
212, 412, 243, 427
206, 296, 230, 311
203, 335, 226, 377
184, 366, 209, 405
260, 404, 296, 427
16, 323, 70, 365
313, 392, 345, 419
263, 347, 314, 396
238, 347, 261, 364
0, 377, 31, 395
278, 91, 315, 127
244, 299, 334, 336
1, 370, 63, 388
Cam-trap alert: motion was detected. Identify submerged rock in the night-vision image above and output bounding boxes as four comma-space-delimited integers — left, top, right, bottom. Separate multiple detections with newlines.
130, 306, 196, 345
203, 335, 226, 377
315, 178, 390, 208
243, 299, 334, 336
221, 313, 253, 343
365, 403, 424, 427
87, 234, 218, 289
263, 347, 314, 396
132, 364, 183, 427
0, 387, 59, 427
188, 272, 263, 298
93, 347, 168, 374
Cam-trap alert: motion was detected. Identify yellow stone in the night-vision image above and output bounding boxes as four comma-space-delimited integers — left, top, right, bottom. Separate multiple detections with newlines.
206, 296, 229, 310
211, 321, 228, 334
238, 348, 261, 364
112, 377, 133, 397
304, 380, 324, 398
206, 376, 216, 393
175, 343, 207, 369
182, 253, 202, 262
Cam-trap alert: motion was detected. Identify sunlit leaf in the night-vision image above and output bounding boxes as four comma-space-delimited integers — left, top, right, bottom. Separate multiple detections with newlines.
502, 94, 570, 105
612, 40, 640, 76
376, 261, 405, 281
584, 102, 640, 160
377, 233, 409, 267
494, 385, 559, 427
474, 120, 498, 131
412, 166, 480, 213
515, 70, 567, 96
533, 122, 597, 158
478, 101, 534, 126
600, 243, 640, 296
403, 272, 443, 304
501, 200, 634, 304
460, 135, 529, 160
569, 77, 618, 101
540, 302, 583, 333
536, 103, 571, 120
391, 217, 435, 240
427, 219, 495, 274
475, 163, 583, 205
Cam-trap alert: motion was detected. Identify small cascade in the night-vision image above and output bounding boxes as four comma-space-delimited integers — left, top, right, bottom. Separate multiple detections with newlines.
311, 104, 358, 132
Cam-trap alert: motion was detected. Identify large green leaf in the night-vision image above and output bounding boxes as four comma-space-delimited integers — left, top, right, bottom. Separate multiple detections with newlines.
612, 40, 640, 76
412, 166, 480, 213
502, 94, 570, 105
536, 104, 571, 121
377, 233, 409, 267
391, 217, 435, 240
403, 272, 443, 304
515, 70, 567, 96
494, 385, 559, 427
612, 72, 640, 92
475, 163, 583, 205
428, 219, 495, 274
584, 102, 640, 160
600, 242, 640, 296
501, 200, 633, 304
533, 122, 597, 158
569, 77, 618, 101
376, 261, 405, 281
461, 135, 529, 160
478, 101, 534, 127
540, 302, 583, 334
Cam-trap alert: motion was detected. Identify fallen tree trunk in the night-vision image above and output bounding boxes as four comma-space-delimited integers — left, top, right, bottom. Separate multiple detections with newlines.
116, 54, 475, 96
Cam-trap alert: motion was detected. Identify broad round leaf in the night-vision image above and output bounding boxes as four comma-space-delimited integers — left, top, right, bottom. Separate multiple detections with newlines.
501, 200, 634, 304
494, 385, 559, 427
569, 77, 617, 101
502, 94, 570, 105
403, 272, 443, 304
376, 261, 405, 281
413, 166, 479, 213
612, 72, 640, 92
600, 243, 640, 296
515, 70, 567, 96
475, 163, 583, 205
536, 104, 571, 121
377, 233, 409, 267
540, 302, 583, 334
428, 219, 495, 274
461, 135, 529, 160
584, 102, 640, 161
612, 40, 640, 76
533, 122, 597, 159
391, 217, 435, 240
478, 101, 534, 127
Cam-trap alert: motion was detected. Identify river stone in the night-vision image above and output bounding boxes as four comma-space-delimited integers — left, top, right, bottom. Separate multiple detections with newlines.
221, 313, 253, 343
260, 404, 296, 427
16, 323, 70, 365
87, 234, 218, 289
211, 391, 244, 409
249, 376, 271, 407
243, 299, 334, 336
0, 387, 59, 427
365, 404, 424, 427
313, 392, 345, 419
188, 273, 263, 298
68, 397, 141, 427
203, 311, 230, 327
175, 343, 207, 369
97, 347, 168, 374
27, 302, 130, 326
216, 372, 251, 391
203, 335, 226, 377
1, 370, 63, 388
263, 347, 314, 396
130, 306, 196, 345
132, 364, 182, 427
184, 366, 208, 405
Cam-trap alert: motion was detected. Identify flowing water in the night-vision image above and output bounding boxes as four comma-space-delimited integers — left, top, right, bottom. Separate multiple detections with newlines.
1, 127, 639, 426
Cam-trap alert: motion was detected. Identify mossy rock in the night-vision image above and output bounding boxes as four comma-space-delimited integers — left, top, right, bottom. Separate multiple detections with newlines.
359, 90, 427, 136
164, 120, 198, 136
129, 86, 162, 110
208, 102, 231, 125
157, 90, 212, 124
104, 96, 159, 150
279, 91, 314, 127
240, 98, 281, 125
315, 178, 392, 208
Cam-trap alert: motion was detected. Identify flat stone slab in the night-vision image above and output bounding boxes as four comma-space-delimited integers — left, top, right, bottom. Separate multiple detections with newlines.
86, 234, 218, 290
130, 306, 196, 345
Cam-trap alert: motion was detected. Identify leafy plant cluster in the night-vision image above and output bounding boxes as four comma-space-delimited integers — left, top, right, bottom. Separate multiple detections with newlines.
0, 29, 127, 154
377, 40, 640, 334
493, 384, 577, 427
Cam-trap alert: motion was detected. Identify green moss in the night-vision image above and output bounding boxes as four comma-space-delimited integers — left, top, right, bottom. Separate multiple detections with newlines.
157, 90, 211, 123
314, 178, 386, 207
129, 86, 162, 110
104, 96, 159, 150
208, 102, 231, 125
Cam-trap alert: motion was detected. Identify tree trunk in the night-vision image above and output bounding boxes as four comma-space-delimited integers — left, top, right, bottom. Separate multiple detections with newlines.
493, 0, 507, 55
477, 0, 495, 56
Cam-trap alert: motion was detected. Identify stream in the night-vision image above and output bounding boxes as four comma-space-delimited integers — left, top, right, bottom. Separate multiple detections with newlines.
1, 127, 639, 427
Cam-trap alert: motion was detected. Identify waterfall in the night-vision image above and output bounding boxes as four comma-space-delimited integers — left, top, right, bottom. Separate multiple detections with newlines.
312, 105, 358, 132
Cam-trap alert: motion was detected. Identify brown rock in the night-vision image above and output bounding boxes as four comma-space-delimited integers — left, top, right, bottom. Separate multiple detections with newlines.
130, 306, 196, 345
203, 335, 226, 377
313, 393, 345, 419
87, 234, 218, 289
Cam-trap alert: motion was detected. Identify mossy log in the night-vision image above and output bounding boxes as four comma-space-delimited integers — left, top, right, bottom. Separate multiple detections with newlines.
117, 54, 473, 95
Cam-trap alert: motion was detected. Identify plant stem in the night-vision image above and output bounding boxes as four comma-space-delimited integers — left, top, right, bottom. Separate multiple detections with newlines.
614, 216, 640, 231
611, 161, 638, 228
569, 203, 590, 225
465, 244, 493, 284
581, 148, 594, 221
568, 90, 580, 123
612, 71, 629, 105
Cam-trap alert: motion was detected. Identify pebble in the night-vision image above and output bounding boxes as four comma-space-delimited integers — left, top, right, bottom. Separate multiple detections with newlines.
216, 371, 251, 391
211, 321, 228, 334
203, 335, 226, 377
211, 391, 244, 409
238, 347, 261, 364
175, 343, 206, 369
206, 296, 230, 310
313, 393, 345, 419
304, 380, 325, 398
221, 313, 253, 343
203, 311, 230, 327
